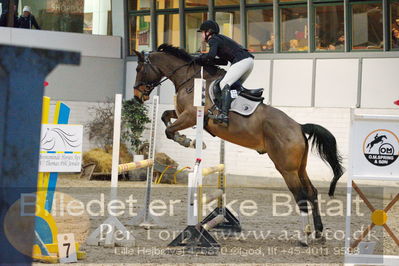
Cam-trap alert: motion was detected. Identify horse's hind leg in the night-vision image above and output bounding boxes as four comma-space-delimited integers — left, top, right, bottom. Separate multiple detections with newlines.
268, 136, 313, 246
299, 168, 324, 241
298, 147, 324, 241
277, 170, 312, 246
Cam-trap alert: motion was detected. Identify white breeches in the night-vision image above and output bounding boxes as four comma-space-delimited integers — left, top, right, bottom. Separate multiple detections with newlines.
219, 57, 254, 89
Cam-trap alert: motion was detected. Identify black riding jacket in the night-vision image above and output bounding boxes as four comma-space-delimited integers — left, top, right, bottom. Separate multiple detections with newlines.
198, 34, 253, 65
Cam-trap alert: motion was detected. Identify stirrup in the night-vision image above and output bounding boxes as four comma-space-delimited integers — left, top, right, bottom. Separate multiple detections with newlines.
214, 113, 229, 127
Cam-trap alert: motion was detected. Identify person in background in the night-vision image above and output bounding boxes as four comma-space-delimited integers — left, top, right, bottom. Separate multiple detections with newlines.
288, 39, 299, 51
0, 4, 18, 27
329, 31, 344, 51
261, 33, 274, 51
18, 6, 40, 29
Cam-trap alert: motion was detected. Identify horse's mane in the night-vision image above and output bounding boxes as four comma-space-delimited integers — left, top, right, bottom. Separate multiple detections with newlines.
157, 43, 193, 62
157, 43, 224, 75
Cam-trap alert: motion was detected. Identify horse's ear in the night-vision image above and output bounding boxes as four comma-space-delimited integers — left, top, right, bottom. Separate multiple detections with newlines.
133, 50, 145, 62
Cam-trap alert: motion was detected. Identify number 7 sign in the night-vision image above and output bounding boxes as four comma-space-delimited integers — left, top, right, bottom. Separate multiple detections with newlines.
57, 234, 78, 263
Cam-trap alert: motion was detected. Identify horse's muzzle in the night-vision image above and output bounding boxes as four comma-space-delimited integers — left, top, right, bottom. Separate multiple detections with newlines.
134, 96, 143, 104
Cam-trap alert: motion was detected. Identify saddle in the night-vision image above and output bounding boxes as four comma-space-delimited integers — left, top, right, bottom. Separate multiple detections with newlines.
209, 78, 264, 117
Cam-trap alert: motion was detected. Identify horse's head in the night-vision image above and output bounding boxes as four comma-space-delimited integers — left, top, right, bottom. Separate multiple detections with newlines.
132, 50, 163, 103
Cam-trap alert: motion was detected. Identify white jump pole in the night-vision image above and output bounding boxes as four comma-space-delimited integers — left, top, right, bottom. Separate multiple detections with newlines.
87, 94, 135, 247
168, 68, 222, 251
128, 95, 162, 228
187, 67, 206, 226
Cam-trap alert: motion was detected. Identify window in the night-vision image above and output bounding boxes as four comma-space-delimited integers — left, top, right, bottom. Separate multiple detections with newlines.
247, 9, 274, 52
157, 13, 180, 47
186, 12, 208, 53
185, 0, 208, 8
129, 15, 151, 55
280, 6, 308, 52
351, 2, 383, 50
315, 5, 344, 51
126, 0, 398, 56
14, 0, 112, 35
156, 0, 179, 9
215, 0, 240, 6
247, 0, 273, 4
216, 11, 241, 44
128, 0, 150, 11
279, 0, 304, 2
391, 1, 399, 49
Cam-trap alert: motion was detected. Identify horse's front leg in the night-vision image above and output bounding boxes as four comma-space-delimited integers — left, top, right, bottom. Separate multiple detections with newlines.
161, 110, 177, 127
162, 110, 197, 148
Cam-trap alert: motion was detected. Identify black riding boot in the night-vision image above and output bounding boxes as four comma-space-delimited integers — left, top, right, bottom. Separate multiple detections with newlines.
215, 84, 233, 127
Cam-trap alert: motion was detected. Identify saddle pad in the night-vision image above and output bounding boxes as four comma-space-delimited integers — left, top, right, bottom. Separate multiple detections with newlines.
209, 80, 261, 116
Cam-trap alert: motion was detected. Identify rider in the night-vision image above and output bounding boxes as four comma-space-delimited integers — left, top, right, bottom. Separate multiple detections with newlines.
195, 20, 254, 126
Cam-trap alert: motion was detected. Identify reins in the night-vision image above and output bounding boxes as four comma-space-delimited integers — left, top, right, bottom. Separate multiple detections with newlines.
136, 56, 203, 95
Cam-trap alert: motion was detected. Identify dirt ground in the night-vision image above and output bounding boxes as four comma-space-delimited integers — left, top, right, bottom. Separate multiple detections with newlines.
42, 174, 398, 265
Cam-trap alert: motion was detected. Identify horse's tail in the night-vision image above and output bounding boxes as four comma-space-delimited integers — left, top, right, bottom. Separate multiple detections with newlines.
301, 123, 344, 197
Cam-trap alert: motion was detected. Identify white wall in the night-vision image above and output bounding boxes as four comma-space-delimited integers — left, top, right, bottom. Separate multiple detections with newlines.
0, 27, 121, 58
361, 58, 399, 108
45, 56, 124, 102
315, 59, 359, 108
243, 60, 271, 102
272, 60, 313, 106
125, 61, 138, 100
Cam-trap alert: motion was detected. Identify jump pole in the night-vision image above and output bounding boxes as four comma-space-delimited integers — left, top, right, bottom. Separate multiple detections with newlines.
168, 67, 222, 253
34, 97, 86, 262
127, 95, 162, 228
199, 141, 241, 233
87, 94, 135, 247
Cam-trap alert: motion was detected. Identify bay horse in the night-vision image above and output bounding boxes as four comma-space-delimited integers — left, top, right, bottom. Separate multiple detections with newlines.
132, 44, 344, 245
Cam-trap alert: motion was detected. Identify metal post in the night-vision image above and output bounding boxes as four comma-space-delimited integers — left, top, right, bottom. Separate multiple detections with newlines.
150, 0, 157, 50
240, 0, 247, 47
344, 0, 349, 52
179, 0, 185, 48
273, 0, 279, 53
208, 0, 214, 20
382, 0, 389, 51
307, 0, 313, 52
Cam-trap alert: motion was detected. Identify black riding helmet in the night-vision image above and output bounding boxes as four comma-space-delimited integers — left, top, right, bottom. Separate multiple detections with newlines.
197, 20, 220, 34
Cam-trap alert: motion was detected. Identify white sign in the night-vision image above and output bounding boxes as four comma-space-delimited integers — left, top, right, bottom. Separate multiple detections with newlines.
39, 124, 83, 172
345, 112, 399, 265
351, 118, 399, 177
57, 233, 77, 263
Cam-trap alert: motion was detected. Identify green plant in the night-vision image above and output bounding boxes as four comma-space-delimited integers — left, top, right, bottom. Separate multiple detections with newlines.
121, 99, 151, 153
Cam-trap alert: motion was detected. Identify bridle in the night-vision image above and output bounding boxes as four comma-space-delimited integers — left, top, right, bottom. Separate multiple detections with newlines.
134, 55, 201, 99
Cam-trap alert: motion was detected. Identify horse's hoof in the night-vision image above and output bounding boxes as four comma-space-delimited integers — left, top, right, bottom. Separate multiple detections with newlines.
190, 140, 207, 149
313, 235, 326, 245
298, 240, 309, 247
